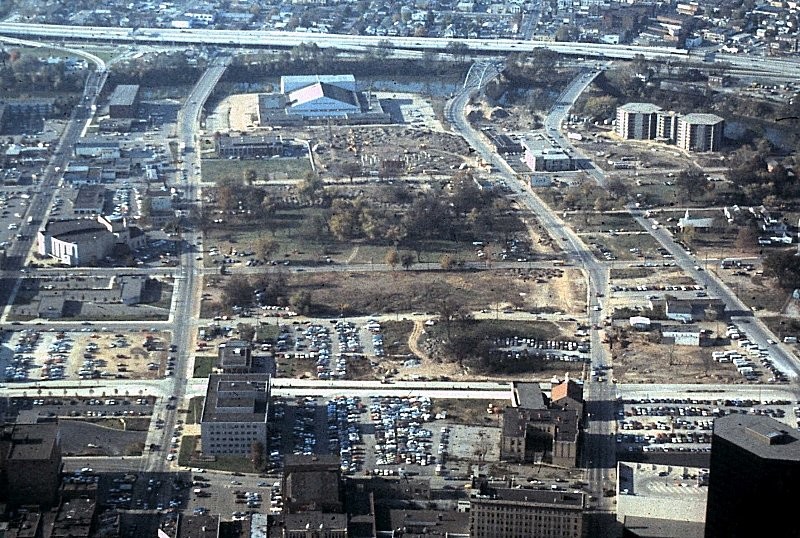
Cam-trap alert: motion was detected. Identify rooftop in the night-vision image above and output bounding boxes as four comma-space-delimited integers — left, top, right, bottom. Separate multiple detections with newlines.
283, 512, 347, 532
619, 102, 663, 114
680, 113, 725, 125
200, 374, 270, 424
177, 515, 219, 538
511, 381, 546, 410
714, 414, 800, 461
473, 488, 585, 508
387, 509, 470, 537
8, 422, 59, 461
109, 84, 140, 107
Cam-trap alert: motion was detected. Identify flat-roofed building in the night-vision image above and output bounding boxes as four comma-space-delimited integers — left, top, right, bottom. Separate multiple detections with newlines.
200, 374, 270, 455
283, 512, 348, 538
176, 514, 219, 538
282, 454, 343, 514
386, 509, 470, 538
616, 102, 662, 140
37, 215, 144, 266
74, 139, 121, 159
676, 113, 724, 152
72, 185, 106, 215
215, 135, 293, 159
470, 488, 585, 538
705, 414, 800, 538
218, 340, 253, 373
521, 136, 574, 172
108, 84, 140, 119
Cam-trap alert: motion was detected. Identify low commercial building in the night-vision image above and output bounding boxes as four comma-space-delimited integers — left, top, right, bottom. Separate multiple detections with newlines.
74, 139, 121, 159
470, 488, 585, 538
521, 136, 574, 172
282, 454, 344, 514
283, 512, 348, 538
72, 185, 106, 215
385, 509, 469, 537
663, 298, 725, 323
37, 215, 145, 266
215, 135, 302, 159
661, 325, 704, 346
200, 374, 270, 455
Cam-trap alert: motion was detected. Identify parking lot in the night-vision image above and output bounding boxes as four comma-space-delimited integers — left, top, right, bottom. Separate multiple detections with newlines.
0, 188, 37, 251
271, 319, 389, 380
616, 396, 798, 455
1, 329, 171, 382
270, 395, 503, 480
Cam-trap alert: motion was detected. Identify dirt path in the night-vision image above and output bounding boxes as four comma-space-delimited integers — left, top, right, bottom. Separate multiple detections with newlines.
407, 320, 429, 361
345, 246, 360, 264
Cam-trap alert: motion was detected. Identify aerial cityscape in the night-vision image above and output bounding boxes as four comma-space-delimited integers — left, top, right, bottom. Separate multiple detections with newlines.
0, 0, 798, 536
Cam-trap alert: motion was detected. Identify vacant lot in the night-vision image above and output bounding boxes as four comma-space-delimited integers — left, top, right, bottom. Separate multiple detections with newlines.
202, 157, 312, 183
583, 232, 664, 261
287, 267, 585, 317
563, 211, 644, 234
711, 266, 793, 316
611, 331, 743, 384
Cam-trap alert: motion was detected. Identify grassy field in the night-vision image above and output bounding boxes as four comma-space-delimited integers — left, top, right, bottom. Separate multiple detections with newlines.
203, 204, 524, 267
178, 435, 257, 473
186, 397, 205, 425
202, 157, 312, 182
193, 356, 216, 378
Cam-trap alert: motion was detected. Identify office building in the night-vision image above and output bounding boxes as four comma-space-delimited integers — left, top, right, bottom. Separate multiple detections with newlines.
1, 422, 63, 507
705, 414, 800, 537
470, 488, 585, 538
200, 374, 270, 455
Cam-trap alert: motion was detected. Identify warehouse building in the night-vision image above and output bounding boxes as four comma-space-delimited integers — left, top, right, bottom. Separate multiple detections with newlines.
108, 84, 140, 119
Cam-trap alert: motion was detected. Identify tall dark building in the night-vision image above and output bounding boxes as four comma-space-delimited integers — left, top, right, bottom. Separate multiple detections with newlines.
1, 422, 63, 507
705, 414, 800, 538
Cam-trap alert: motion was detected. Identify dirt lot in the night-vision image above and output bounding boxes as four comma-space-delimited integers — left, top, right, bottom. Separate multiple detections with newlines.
611, 330, 745, 384
310, 125, 472, 178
